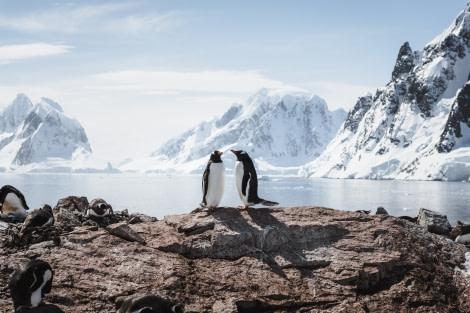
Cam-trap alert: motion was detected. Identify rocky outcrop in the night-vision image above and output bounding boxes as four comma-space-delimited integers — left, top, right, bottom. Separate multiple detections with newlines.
1, 204, 470, 312
303, 3, 470, 181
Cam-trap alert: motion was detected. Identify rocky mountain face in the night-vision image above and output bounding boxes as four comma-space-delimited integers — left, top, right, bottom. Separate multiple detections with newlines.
0, 94, 94, 171
1, 203, 469, 312
144, 88, 346, 174
303, 3, 470, 181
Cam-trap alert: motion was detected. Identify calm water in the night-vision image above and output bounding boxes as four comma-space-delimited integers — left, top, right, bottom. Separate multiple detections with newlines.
2, 173, 470, 225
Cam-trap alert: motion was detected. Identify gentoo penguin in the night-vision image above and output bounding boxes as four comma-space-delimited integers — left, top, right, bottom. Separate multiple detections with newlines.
9, 259, 53, 312
230, 150, 278, 209
117, 294, 183, 313
20, 204, 54, 234
200, 150, 225, 209
0, 185, 29, 221
85, 198, 113, 217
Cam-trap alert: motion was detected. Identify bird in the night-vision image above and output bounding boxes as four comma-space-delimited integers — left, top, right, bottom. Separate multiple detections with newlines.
0, 185, 30, 221
9, 259, 53, 312
200, 150, 225, 210
117, 294, 183, 313
230, 150, 279, 209
85, 198, 113, 217
20, 205, 54, 234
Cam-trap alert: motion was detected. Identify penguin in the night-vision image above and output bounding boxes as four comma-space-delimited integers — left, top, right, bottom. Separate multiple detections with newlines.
20, 204, 54, 234
85, 198, 113, 217
200, 150, 225, 210
117, 294, 183, 313
0, 185, 29, 221
230, 150, 278, 209
9, 259, 53, 312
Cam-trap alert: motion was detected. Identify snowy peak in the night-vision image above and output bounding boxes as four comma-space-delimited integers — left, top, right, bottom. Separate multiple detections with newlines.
0, 94, 33, 133
391, 42, 417, 80
31, 97, 65, 117
302, 2, 470, 181
141, 87, 347, 174
0, 94, 95, 170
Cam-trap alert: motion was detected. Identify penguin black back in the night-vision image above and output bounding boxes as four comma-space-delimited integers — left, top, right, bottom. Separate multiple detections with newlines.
20, 204, 54, 234
9, 259, 53, 311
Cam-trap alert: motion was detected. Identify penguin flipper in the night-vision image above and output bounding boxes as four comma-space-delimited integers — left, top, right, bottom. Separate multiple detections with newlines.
201, 165, 210, 205
241, 171, 251, 197
29, 267, 43, 292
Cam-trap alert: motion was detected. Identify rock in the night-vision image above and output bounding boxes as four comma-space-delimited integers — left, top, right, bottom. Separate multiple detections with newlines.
0, 206, 469, 312
53, 196, 89, 213
450, 220, 470, 240
456, 234, 470, 246
417, 207, 452, 235
398, 215, 417, 223
128, 213, 158, 224
376, 206, 388, 215
56, 207, 81, 227
0, 221, 8, 232
106, 223, 146, 245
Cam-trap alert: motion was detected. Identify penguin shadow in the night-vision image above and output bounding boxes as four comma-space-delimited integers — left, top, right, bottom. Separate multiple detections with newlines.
211, 208, 288, 277
212, 207, 349, 278
16, 304, 65, 313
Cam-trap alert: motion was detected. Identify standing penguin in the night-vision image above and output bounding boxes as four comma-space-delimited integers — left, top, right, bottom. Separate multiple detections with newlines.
9, 259, 53, 312
117, 294, 183, 313
0, 185, 29, 221
200, 150, 225, 210
85, 198, 113, 217
20, 204, 54, 234
231, 150, 278, 209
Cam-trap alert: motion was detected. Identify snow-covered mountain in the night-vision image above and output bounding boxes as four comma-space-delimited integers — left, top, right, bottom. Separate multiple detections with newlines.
122, 88, 346, 174
0, 94, 111, 172
302, 3, 470, 181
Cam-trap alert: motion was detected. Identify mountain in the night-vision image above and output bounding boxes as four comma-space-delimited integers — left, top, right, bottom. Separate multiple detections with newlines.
301, 3, 470, 181
122, 88, 346, 174
0, 94, 111, 172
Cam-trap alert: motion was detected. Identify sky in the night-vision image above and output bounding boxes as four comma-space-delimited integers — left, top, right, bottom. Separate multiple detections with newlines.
0, 0, 468, 163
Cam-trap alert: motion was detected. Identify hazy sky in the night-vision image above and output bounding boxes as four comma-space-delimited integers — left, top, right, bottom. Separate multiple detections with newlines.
0, 1, 468, 163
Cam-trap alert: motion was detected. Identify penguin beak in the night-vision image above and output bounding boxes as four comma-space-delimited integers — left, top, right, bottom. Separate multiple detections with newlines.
218, 151, 223, 156
230, 150, 236, 154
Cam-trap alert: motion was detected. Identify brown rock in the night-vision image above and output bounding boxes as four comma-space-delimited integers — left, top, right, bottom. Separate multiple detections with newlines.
106, 223, 146, 245
0, 206, 469, 313
417, 207, 452, 235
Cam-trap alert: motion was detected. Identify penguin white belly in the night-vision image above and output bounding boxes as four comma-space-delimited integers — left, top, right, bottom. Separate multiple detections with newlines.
205, 163, 225, 208
234, 161, 250, 205
2, 193, 26, 217
30, 269, 52, 307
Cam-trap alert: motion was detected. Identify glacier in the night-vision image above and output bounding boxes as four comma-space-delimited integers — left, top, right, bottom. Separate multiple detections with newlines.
121, 87, 347, 175
301, 3, 470, 181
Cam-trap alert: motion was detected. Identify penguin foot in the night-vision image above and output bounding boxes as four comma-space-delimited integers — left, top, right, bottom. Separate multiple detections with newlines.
191, 207, 206, 214
237, 206, 249, 210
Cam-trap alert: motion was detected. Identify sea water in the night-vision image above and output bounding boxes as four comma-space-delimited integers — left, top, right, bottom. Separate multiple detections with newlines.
2, 173, 470, 225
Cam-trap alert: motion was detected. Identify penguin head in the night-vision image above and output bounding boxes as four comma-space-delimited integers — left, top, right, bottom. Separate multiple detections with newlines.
41, 204, 53, 214
230, 150, 250, 161
209, 150, 223, 163
86, 198, 113, 217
